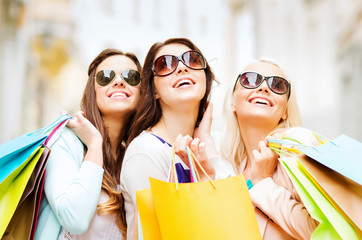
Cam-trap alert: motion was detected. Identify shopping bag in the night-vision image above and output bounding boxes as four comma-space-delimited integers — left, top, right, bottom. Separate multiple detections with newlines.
301, 134, 362, 185
1, 146, 50, 240
136, 189, 162, 240
136, 145, 200, 240
297, 154, 362, 237
268, 128, 362, 239
137, 146, 261, 240
280, 156, 360, 240
136, 146, 180, 240
0, 114, 70, 238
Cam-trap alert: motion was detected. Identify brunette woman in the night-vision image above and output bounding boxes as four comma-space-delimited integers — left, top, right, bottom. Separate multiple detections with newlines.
120, 38, 232, 239
35, 49, 142, 239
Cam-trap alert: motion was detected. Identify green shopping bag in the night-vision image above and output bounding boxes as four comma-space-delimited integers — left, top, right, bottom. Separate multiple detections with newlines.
2, 146, 50, 240
280, 156, 359, 240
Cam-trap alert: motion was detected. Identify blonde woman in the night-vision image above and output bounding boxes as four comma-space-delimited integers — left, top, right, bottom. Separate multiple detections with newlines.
221, 58, 318, 239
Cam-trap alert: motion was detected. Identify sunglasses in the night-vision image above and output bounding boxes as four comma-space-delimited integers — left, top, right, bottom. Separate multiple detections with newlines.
234, 72, 291, 96
95, 69, 141, 87
153, 50, 206, 77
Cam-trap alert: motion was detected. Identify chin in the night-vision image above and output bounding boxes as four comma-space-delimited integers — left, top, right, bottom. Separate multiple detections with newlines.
237, 112, 277, 122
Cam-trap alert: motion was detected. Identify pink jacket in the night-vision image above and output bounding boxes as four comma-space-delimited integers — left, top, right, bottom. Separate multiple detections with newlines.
248, 161, 318, 239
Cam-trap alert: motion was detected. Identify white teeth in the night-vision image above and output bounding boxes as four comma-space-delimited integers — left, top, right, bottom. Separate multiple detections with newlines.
251, 98, 270, 106
175, 79, 193, 88
111, 92, 127, 98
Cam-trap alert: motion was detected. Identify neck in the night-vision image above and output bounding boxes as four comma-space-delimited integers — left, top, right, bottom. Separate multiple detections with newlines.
102, 115, 127, 157
238, 120, 275, 170
150, 104, 199, 144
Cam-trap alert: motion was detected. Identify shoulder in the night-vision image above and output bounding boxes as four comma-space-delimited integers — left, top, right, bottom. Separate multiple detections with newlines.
282, 127, 321, 146
48, 127, 84, 165
125, 131, 169, 159
273, 161, 295, 193
122, 131, 173, 176
56, 127, 83, 148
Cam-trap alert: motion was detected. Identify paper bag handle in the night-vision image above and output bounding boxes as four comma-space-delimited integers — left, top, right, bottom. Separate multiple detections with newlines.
186, 147, 216, 189
169, 146, 216, 189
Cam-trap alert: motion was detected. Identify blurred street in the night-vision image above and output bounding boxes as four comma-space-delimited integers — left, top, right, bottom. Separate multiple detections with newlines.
1, 0, 361, 143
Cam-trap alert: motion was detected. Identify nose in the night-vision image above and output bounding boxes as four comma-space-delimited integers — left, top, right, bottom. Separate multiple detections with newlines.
113, 73, 126, 87
257, 79, 269, 94
176, 59, 189, 74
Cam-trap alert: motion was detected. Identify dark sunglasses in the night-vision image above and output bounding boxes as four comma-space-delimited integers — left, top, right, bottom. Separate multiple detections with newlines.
153, 50, 206, 77
95, 69, 141, 87
234, 72, 291, 96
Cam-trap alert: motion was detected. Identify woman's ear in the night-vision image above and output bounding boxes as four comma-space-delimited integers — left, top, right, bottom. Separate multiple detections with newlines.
282, 109, 287, 121
231, 102, 236, 113
155, 91, 160, 99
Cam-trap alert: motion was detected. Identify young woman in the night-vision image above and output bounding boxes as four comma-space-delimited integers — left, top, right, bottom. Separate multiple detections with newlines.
221, 59, 318, 239
120, 38, 232, 240
35, 49, 142, 239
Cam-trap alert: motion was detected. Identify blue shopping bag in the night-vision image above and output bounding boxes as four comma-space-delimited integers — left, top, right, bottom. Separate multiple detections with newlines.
0, 132, 47, 184
301, 134, 362, 185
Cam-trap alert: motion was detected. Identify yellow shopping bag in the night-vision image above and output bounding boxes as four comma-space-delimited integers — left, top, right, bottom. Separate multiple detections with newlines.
137, 146, 261, 240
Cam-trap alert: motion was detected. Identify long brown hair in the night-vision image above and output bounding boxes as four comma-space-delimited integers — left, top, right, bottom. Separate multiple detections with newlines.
128, 38, 215, 144
81, 48, 141, 236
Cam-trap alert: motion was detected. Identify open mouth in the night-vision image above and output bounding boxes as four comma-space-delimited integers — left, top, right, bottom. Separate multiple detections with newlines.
249, 97, 273, 106
108, 92, 130, 98
173, 78, 195, 88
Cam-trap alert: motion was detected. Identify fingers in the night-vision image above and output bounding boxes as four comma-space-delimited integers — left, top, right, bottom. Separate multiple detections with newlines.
259, 140, 268, 152
174, 135, 192, 167
189, 138, 208, 162
66, 111, 85, 129
194, 103, 214, 140
253, 140, 276, 161
174, 134, 192, 154
190, 138, 200, 153
266, 132, 282, 142
251, 141, 279, 184
66, 118, 77, 129
174, 135, 209, 169
252, 149, 261, 160
203, 103, 213, 122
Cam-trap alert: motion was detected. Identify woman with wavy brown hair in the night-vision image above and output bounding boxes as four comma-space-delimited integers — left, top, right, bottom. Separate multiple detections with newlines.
35, 48, 142, 240
120, 38, 233, 240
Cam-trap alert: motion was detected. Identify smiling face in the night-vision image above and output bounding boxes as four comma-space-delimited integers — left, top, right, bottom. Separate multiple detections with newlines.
153, 43, 207, 109
95, 55, 140, 118
232, 61, 289, 128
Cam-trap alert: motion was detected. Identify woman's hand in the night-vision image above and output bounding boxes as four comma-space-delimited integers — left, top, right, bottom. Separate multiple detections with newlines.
66, 111, 103, 149
194, 103, 213, 141
251, 140, 279, 185
174, 135, 215, 180
66, 111, 103, 167
193, 103, 219, 164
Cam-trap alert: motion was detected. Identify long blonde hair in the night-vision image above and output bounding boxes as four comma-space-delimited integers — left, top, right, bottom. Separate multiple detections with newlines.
221, 58, 302, 173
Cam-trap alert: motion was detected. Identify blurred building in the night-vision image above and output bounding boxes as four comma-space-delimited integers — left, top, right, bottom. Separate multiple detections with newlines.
1, 0, 361, 143
0, 0, 85, 142
336, 0, 362, 141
